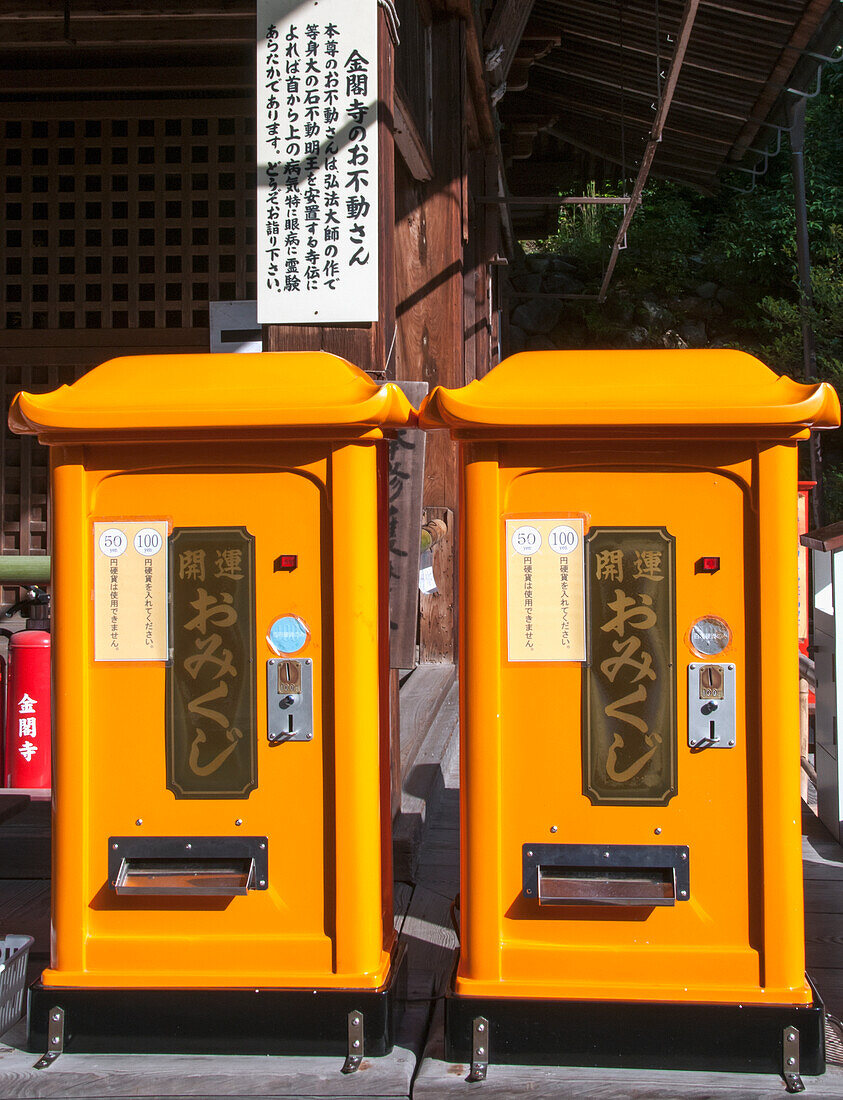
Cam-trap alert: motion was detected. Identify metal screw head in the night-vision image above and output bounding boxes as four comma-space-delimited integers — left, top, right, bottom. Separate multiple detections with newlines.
654, 827, 662, 835
352, 1016, 360, 1026
550, 825, 558, 833
352, 1039, 361, 1049
185, 843, 192, 850
728, 740, 735, 747
680, 890, 687, 897
306, 732, 313, 740
525, 888, 532, 895
681, 852, 687, 860
604, 851, 610, 858
477, 1047, 485, 1055
51, 1036, 60, 1045
788, 1057, 796, 1065
728, 664, 734, 671
787, 1032, 797, 1042
477, 1023, 485, 1032
51, 1012, 60, 1021
259, 879, 266, 887
526, 850, 533, 857
260, 842, 266, 850
135, 819, 143, 826
234, 818, 243, 827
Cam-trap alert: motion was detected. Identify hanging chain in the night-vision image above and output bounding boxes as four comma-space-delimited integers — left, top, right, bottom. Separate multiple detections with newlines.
654, 0, 663, 113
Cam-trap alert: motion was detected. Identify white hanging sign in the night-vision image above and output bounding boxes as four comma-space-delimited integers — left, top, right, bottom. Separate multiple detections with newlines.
257, 0, 379, 324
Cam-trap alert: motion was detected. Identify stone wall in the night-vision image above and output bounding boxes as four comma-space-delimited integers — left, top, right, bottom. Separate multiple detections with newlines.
506, 253, 740, 354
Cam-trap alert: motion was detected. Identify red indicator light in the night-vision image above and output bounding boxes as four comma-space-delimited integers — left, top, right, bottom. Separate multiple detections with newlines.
274, 554, 298, 572
695, 556, 720, 575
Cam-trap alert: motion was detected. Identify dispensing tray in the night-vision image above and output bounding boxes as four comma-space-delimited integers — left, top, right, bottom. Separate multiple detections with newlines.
522, 843, 690, 906
108, 836, 268, 896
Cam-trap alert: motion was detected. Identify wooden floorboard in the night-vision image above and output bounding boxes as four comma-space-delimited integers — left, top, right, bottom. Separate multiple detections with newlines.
0, 801, 51, 880
802, 803, 843, 1021
0, 880, 50, 954
0, 1024, 418, 1099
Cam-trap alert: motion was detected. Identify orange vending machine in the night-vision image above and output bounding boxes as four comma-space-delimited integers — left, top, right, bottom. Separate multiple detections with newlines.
419, 350, 839, 1082
11, 352, 413, 1060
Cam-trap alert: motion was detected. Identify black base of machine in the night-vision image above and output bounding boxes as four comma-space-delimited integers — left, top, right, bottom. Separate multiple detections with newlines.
27, 945, 406, 1057
445, 980, 825, 1076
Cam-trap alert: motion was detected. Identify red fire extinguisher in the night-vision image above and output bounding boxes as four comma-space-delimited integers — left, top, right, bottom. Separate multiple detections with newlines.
4, 587, 51, 789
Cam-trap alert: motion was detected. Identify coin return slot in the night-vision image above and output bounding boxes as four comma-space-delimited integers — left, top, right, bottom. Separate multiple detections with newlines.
536, 865, 676, 906
114, 857, 256, 896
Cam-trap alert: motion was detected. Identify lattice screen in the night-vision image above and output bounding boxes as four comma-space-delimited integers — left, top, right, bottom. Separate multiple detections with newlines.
0, 100, 257, 583
2, 106, 256, 331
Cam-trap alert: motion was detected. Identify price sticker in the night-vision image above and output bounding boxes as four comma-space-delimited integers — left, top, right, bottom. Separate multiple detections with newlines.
98, 527, 128, 558
511, 525, 542, 556
548, 524, 580, 555
133, 527, 164, 556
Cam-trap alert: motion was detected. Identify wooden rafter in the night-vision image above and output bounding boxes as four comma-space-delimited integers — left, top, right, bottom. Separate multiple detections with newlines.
483, 0, 536, 84
597, 0, 701, 301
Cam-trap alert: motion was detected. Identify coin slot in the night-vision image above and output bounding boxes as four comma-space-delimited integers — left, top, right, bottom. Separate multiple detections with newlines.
276, 660, 301, 694
699, 664, 724, 699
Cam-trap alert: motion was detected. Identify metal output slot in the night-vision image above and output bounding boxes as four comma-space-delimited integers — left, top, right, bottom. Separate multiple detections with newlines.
522, 843, 690, 906
107, 836, 269, 894
114, 857, 255, 896
537, 865, 675, 906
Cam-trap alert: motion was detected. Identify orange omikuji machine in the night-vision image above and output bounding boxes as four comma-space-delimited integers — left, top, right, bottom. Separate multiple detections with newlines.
419, 350, 839, 1082
10, 352, 413, 1060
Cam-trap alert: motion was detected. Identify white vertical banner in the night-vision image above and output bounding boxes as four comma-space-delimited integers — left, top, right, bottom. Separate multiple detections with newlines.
257, 0, 380, 324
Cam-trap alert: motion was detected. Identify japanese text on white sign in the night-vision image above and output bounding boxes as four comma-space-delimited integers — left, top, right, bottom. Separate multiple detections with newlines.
505, 516, 587, 662
257, 0, 379, 323
93, 520, 169, 661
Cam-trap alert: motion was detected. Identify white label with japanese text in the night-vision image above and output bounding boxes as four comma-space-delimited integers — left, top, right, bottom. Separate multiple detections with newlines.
257, 0, 379, 323
94, 520, 169, 662
505, 517, 586, 662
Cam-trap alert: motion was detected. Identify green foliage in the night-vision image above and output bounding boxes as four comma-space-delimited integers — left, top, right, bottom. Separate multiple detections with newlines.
531, 63, 843, 518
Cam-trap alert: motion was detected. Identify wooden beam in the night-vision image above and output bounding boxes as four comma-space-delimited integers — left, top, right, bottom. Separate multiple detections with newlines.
483, 0, 536, 84
729, 0, 834, 163
0, 64, 252, 93
534, 63, 754, 123
558, 26, 766, 86
436, 0, 495, 145
476, 196, 632, 204
394, 87, 434, 182
598, 0, 702, 301
0, 1, 253, 15
0, 16, 250, 46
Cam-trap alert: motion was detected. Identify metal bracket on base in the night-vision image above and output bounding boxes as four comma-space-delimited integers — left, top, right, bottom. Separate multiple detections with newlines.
341, 1010, 363, 1074
33, 1006, 64, 1069
467, 1016, 489, 1082
783, 1026, 805, 1093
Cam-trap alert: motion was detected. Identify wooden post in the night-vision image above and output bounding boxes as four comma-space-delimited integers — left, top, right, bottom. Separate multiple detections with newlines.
394, 16, 466, 665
